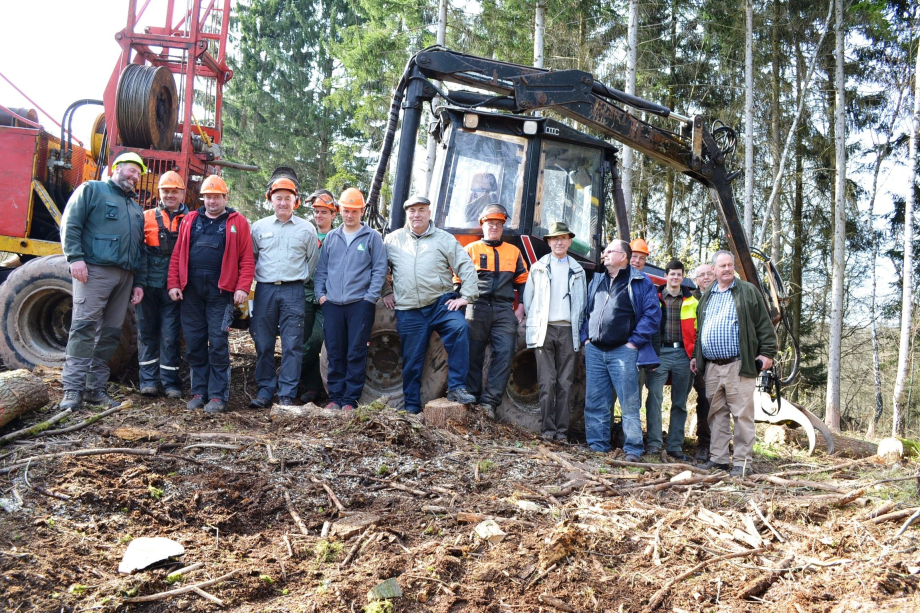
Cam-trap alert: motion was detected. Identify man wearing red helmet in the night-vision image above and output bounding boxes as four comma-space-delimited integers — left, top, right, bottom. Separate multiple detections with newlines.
464, 204, 529, 420
248, 171, 319, 408
137, 170, 189, 399
168, 174, 254, 414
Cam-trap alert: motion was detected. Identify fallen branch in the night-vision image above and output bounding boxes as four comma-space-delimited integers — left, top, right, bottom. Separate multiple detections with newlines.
773, 457, 867, 478
538, 594, 577, 612
37, 403, 129, 437
892, 509, 920, 539
643, 548, 766, 612
122, 567, 245, 603
605, 458, 707, 475
748, 474, 849, 494
540, 449, 616, 492
749, 499, 785, 543
282, 490, 310, 536
525, 563, 558, 589
737, 555, 794, 600
311, 477, 347, 512
869, 507, 920, 525
0, 408, 71, 446
339, 530, 370, 568
857, 501, 896, 521
0, 447, 157, 474
191, 586, 223, 606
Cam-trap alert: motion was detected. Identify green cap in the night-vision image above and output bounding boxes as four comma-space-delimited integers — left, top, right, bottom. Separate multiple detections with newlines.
544, 221, 575, 239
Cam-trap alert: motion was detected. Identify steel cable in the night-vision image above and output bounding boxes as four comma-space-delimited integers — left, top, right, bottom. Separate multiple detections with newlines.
116, 64, 178, 150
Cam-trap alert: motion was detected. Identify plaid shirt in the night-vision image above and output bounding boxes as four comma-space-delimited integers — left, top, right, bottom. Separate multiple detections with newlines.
699, 280, 740, 360
661, 290, 684, 343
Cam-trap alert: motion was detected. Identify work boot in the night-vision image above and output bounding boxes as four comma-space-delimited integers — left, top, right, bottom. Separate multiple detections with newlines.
140, 386, 159, 397
730, 465, 754, 478
446, 388, 476, 404
60, 391, 83, 411
187, 395, 205, 410
300, 389, 319, 404
165, 388, 183, 400
701, 460, 731, 472
667, 451, 689, 462
249, 396, 271, 409
694, 446, 710, 462
324, 402, 341, 411
540, 432, 555, 442
480, 403, 496, 420
341, 404, 355, 411
83, 389, 122, 408
204, 398, 227, 414
623, 453, 641, 463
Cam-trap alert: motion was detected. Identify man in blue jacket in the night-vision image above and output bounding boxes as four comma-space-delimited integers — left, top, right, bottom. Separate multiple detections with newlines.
313, 188, 388, 411
581, 239, 660, 459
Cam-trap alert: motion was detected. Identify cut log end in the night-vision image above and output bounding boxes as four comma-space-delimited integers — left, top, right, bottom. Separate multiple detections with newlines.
0, 369, 51, 428
423, 398, 468, 428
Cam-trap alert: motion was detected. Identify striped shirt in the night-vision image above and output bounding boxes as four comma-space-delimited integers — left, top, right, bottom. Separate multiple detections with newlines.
700, 281, 739, 360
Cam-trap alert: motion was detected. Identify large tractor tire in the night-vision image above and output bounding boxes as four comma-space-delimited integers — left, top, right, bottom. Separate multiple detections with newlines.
320, 299, 448, 409
488, 322, 586, 436
0, 255, 137, 375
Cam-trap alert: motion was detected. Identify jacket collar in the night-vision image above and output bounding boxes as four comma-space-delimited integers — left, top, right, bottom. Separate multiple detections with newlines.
106, 179, 135, 198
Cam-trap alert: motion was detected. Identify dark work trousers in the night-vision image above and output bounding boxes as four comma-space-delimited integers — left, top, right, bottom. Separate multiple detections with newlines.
323, 299, 376, 406
301, 298, 325, 393
181, 272, 234, 402
466, 301, 518, 408
693, 369, 711, 449
251, 282, 305, 400
395, 293, 470, 413
136, 286, 183, 392
536, 324, 576, 438
62, 264, 134, 393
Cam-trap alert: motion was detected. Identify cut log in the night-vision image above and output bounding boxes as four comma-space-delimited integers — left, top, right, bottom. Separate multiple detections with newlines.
0, 369, 50, 428
423, 398, 468, 428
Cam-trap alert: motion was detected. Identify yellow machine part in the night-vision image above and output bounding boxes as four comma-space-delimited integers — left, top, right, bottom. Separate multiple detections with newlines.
0, 235, 62, 256
90, 112, 107, 165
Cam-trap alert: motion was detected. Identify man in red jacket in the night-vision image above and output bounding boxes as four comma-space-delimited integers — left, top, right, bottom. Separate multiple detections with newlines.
168, 175, 254, 413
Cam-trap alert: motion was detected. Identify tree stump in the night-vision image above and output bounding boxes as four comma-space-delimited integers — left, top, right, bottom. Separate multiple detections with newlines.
423, 397, 467, 428
0, 369, 50, 428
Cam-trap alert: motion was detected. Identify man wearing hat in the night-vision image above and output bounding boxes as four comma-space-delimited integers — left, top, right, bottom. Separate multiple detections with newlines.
299, 189, 338, 404
313, 188, 388, 411
382, 195, 479, 414
523, 222, 587, 441
60, 152, 148, 410
137, 170, 189, 399
248, 171, 319, 408
168, 175, 254, 413
463, 204, 529, 419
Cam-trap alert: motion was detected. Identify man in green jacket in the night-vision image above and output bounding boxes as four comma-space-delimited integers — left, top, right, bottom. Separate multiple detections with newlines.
60, 152, 148, 410
690, 250, 777, 478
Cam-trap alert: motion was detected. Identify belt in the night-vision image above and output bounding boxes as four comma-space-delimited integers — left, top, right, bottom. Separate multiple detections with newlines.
707, 355, 739, 365
664, 342, 682, 349
261, 280, 304, 286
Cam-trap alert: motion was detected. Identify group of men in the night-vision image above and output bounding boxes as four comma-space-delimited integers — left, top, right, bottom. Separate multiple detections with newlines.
56, 153, 776, 475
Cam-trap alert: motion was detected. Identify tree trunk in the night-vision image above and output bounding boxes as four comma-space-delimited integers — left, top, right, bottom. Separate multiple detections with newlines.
824, 0, 846, 433
663, 169, 675, 258
623, 0, 638, 224
770, 0, 783, 267
892, 27, 920, 436
743, 0, 754, 243
0, 369, 50, 428
790, 39, 804, 403
423, 0, 449, 193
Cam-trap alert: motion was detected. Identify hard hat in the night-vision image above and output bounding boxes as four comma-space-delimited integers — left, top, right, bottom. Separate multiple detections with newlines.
267, 177, 300, 208
630, 238, 650, 256
339, 187, 365, 210
157, 170, 185, 190
112, 152, 147, 174
478, 203, 508, 225
306, 189, 338, 212
199, 175, 229, 196
403, 195, 430, 210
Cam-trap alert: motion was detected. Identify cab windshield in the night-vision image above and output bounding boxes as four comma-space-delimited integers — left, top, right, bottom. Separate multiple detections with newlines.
535, 141, 602, 260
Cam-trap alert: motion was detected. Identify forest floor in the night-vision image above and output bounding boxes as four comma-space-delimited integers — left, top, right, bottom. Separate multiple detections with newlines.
2, 334, 920, 613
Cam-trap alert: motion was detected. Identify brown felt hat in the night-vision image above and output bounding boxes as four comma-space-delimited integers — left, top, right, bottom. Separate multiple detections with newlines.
544, 221, 575, 239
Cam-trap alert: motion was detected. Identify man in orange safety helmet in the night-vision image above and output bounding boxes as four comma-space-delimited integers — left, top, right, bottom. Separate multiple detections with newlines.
167, 174, 255, 414
137, 170, 189, 399
629, 237, 650, 271
248, 171, 319, 408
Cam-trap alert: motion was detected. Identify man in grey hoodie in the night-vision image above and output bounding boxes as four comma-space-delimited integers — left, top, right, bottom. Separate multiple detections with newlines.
313, 188, 387, 410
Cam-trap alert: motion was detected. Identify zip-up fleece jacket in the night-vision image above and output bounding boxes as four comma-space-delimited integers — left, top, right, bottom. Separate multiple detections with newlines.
384, 222, 479, 310
580, 266, 661, 368
464, 239, 529, 303
313, 223, 387, 305
693, 278, 777, 379
142, 203, 189, 289
167, 208, 255, 294
523, 254, 586, 351
656, 284, 699, 359
61, 179, 146, 286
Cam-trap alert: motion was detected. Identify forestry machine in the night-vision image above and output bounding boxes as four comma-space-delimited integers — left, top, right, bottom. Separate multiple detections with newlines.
0, 0, 246, 378
361, 47, 832, 453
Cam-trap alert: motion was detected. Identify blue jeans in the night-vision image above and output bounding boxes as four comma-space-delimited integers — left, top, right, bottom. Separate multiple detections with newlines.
396, 293, 470, 412
137, 286, 183, 391
645, 346, 692, 453
323, 299, 376, 406
584, 343, 643, 455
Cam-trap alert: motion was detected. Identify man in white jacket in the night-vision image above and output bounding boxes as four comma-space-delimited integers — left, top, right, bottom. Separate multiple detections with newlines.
523, 222, 587, 442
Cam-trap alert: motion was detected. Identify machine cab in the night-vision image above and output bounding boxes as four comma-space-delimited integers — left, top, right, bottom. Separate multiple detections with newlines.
426, 108, 617, 270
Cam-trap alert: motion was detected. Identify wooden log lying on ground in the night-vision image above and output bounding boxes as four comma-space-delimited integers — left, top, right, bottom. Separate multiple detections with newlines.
423, 398, 468, 428
0, 369, 50, 428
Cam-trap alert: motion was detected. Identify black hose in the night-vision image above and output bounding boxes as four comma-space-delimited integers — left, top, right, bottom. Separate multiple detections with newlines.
59, 100, 103, 160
